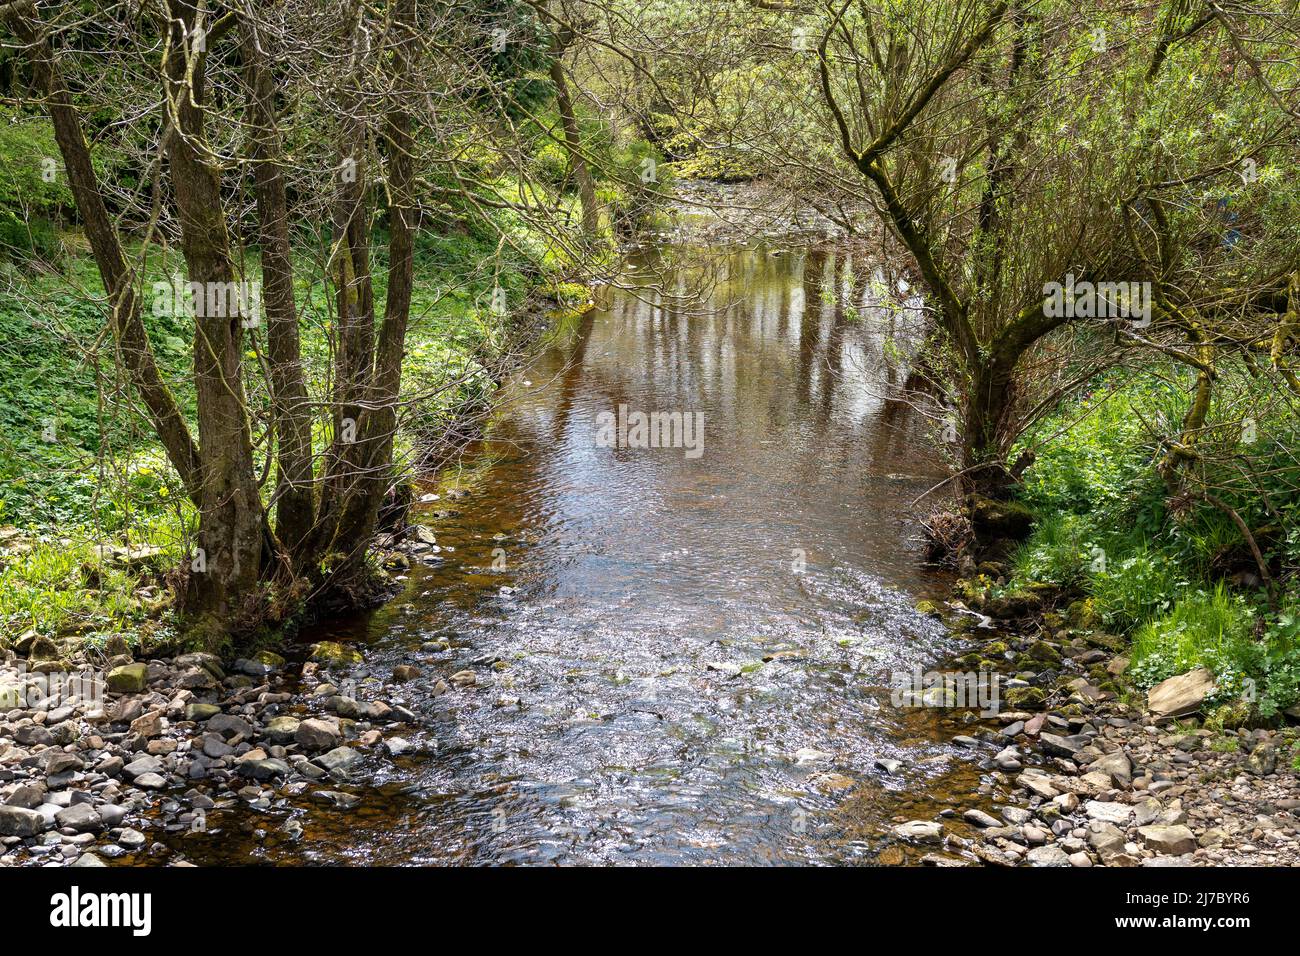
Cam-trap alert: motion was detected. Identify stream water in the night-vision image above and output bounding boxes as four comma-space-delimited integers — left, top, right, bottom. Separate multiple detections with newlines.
166, 240, 990, 866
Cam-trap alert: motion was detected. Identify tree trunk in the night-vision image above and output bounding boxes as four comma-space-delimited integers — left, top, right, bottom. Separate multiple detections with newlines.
162, 2, 264, 625
962, 360, 1017, 496
327, 0, 419, 578
550, 55, 599, 235
241, 16, 316, 561
4, 7, 201, 500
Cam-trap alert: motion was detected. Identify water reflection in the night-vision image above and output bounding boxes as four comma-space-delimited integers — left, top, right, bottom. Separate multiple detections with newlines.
166, 245, 975, 866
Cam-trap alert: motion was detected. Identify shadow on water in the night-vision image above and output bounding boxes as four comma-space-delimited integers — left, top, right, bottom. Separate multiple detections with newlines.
160, 243, 995, 866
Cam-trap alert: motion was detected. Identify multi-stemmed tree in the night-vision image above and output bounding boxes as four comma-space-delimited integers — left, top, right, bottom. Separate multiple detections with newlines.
2, 0, 587, 643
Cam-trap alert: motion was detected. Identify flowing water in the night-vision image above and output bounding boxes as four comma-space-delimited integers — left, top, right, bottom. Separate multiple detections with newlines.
167, 240, 990, 866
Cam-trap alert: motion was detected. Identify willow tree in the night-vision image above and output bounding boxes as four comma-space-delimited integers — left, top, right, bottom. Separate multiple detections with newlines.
808, 0, 1282, 503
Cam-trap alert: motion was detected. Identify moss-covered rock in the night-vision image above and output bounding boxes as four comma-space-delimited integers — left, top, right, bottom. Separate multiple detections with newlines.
984, 590, 1044, 619
1005, 685, 1047, 709
967, 494, 1035, 541
106, 662, 148, 694
1065, 598, 1101, 631
1085, 631, 1125, 651
1204, 700, 1253, 732
309, 641, 363, 666
1025, 640, 1061, 665
253, 649, 286, 670
27, 635, 59, 660
185, 702, 221, 722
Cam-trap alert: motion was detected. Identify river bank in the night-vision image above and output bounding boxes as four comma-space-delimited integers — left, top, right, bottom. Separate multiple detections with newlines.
887, 577, 1300, 866
6, 528, 1297, 867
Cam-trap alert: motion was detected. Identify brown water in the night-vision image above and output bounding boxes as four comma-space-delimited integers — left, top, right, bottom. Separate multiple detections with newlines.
166, 243, 988, 866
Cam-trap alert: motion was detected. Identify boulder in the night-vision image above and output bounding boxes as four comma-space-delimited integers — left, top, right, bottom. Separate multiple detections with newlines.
295, 718, 342, 752
1086, 820, 1126, 858
264, 716, 301, 744
206, 713, 254, 739
44, 751, 83, 776
1133, 798, 1163, 827
1025, 845, 1071, 867
4, 783, 46, 809
1147, 667, 1215, 718
0, 805, 48, 837
1017, 771, 1060, 799
1245, 744, 1276, 776
315, 746, 361, 774
185, 703, 221, 722
1040, 732, 1087, 758
1089, 750, 1133, 786
309, 642, 363, 666
893, 820, 943, 843
106, 662, 148, 694
122, 755, 164, 779
235, 650, 286, 677
1084, 800, 1132, 825
392, 665, 421, 683
1138, 824, 1197, 855
54, 803, 102, 833
129, 710, 165, 738
237, 757, 291, 781
963, 809, 1001, 828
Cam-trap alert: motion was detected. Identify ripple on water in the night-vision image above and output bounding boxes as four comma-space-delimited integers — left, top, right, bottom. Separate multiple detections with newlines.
158, 243, 980, 866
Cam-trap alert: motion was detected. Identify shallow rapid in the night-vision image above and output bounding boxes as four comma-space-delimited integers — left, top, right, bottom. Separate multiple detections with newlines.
168, 243, 985, 865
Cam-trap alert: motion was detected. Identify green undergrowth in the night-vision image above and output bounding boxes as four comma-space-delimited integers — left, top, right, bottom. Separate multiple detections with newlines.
999, 365, 1300, 719
0, 213, 569, 649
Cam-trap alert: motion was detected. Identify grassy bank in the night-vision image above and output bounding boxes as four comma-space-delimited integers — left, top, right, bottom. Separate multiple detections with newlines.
976, 363, 1300, 728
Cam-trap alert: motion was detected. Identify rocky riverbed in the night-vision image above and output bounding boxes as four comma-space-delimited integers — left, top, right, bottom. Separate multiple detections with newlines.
0, 534, 447, 868
8, 618, 1295, 867
886, 611, 1300, 867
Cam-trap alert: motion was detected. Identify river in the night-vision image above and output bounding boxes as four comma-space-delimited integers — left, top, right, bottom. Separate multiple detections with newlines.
165, 239, 989, 865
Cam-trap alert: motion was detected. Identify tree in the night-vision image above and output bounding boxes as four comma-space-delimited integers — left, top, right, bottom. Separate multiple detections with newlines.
1, 0, 588, 644
811, 0, 1296, 506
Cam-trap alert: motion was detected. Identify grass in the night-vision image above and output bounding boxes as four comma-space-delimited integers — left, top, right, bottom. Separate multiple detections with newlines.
0, 520, 181, 649
1127, 585, 1255, 694
1089, 544, 1187, 633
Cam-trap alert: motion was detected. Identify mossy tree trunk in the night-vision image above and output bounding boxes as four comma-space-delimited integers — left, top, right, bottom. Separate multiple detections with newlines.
161, 1, 266, 624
